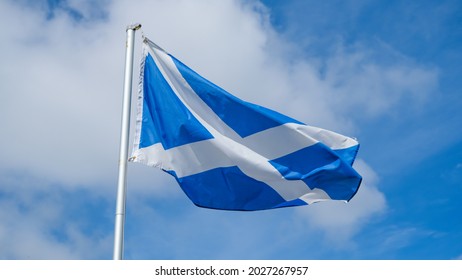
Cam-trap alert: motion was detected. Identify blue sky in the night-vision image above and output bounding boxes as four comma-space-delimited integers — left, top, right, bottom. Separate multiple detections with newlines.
0, 0, 461, 259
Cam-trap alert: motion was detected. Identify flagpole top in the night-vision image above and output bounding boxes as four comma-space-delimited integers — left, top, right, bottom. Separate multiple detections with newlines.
126, 23, 142, 31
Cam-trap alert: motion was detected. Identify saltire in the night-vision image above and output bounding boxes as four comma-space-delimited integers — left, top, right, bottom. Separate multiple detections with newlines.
131, 37, 362, 211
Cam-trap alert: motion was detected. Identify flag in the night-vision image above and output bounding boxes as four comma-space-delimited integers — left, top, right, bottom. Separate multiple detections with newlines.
131, 37, 362, 211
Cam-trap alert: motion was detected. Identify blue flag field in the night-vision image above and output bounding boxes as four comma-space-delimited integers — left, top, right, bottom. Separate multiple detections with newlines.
131, 37, 362, 211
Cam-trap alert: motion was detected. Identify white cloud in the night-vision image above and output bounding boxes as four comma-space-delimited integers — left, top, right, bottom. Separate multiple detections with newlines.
0, 2, 121, 190
0, 171, 112, 259
295, 159, 386, 248
0, 0, 443, 259
322, 43, 438, 120
0, 0, 437, 187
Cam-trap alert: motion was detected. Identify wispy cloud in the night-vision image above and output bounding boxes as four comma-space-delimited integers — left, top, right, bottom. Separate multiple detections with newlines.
0, 171, 112, 259
295, 159, 386, 249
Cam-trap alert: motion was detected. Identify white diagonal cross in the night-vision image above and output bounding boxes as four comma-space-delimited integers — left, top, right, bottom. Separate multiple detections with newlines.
132, 42, 357, 204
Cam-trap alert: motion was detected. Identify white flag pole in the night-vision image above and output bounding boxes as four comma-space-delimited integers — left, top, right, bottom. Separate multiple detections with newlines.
113, 23, 141, 260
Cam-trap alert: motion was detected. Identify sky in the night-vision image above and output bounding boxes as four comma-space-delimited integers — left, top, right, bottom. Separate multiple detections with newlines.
0, 0, 461, 260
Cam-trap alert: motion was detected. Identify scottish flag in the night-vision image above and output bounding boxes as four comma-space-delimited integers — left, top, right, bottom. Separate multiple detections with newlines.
131, 37, 362, 211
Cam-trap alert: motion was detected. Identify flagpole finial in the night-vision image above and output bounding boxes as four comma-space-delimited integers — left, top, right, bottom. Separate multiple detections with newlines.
126, 23, 142, 31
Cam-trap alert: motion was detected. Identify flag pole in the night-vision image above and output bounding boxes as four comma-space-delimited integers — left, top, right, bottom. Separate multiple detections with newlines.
113, 23, 141, 260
